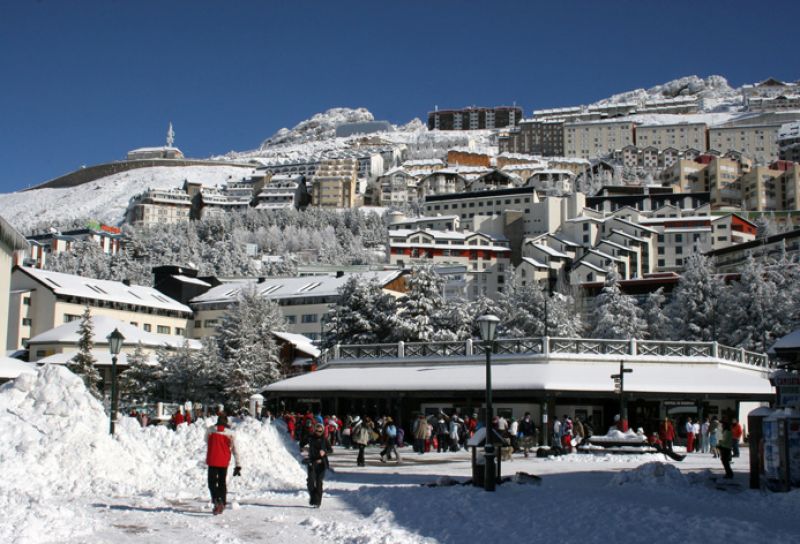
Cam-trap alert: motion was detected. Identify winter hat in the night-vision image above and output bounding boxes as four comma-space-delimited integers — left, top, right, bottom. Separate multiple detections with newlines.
352, 416, 362, 425
314, 423, 324, 432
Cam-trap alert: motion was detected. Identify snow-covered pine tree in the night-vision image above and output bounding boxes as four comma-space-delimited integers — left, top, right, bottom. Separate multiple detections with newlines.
323, 276, 397, 347
396, 265, 444, 342
722, 253, 785, 352
118, 343, 160, 401
495, 268, 545, 337
665, 252, 723, 342
216, 285, 286, 407
466, 295, 502, 339
69, 307, 101, 398
588, 269, 646, 339
641, 287, 670, 340
547, 291, 584, 337
431, 298, 474, 341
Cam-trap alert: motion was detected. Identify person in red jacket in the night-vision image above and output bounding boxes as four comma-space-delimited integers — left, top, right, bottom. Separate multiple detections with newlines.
659, 417, 675, 452
205, 413, 241, 515
171, 408, 185, 429
731, 418, 743, 457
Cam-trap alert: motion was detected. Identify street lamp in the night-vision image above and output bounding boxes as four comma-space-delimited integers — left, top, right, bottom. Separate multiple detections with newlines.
611, 360, 633, 432
477, 314, 500, 492
107, 328, 125, 435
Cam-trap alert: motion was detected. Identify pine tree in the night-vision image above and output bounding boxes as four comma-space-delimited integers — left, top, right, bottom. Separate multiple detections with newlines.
666, 253, 723, 342
119, 343, 160, 401
396, 266, 444, 342
495, 268, 545, 337
547, 291, 584, 337
588, 269, 646, 339
641, 287, 670, 340
216, 285, 286, 407
69, 307, 101, 398
323, 277, 397, 347
431, 298, 474, 341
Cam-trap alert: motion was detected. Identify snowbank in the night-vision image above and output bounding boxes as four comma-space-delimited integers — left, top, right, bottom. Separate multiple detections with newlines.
0, 365, 305, 543
610, 461, 688, 488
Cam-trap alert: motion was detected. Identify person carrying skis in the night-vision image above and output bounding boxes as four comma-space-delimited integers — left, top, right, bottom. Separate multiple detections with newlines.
306, 422, 332, 507
205, 413, 241, 515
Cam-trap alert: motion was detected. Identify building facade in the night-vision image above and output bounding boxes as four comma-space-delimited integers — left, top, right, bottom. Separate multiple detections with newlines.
427, 106, 522, 131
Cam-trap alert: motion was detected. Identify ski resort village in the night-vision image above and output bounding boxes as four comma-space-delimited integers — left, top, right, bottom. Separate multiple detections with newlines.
2, 4, 800, 541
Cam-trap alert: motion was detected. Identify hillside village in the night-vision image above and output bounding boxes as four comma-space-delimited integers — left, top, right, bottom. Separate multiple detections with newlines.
1, 74, 800, 414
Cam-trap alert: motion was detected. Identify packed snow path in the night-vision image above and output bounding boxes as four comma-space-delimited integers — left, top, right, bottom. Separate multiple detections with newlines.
43, 447, 800, 544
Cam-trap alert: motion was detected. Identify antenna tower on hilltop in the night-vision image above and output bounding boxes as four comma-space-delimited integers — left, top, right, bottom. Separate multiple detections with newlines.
166, 122, 175, 148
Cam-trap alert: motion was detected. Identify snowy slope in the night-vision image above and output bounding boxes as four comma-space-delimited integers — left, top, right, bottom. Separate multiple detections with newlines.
0, 164, 255, 232
592, 75, 740, 112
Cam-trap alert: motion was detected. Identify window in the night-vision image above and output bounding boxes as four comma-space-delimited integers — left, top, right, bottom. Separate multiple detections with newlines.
130, 322, 139, 327
658, 259, 665, 267
63, 314, 80, 323
675, 234, 683, 243
194, 320, 201, 328
175, 327, 185, 336
22, 297, 30, 305
286, 315, 297, 324
143, 324, 152, 332
22, 318, 32, 326
675, 246, 683, 254
301, 314, 318, 323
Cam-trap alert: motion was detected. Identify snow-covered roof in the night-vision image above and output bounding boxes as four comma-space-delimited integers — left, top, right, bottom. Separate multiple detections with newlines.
546, 234, 581, 248
268, 356, 773, 397
572, 260, 607, 274
191, 271, 404, 305
526, 243, 569, 258
520, 256, 548, 268
587, 248, 625, 262
27, 316, 200, 350
128, 146, 182, 153
17, 267, 192, 314
36, 350, 158, 367
172, 274, 212, 287
0, 214, 28, 251
609, 229, 650, 244
0, 357, 36, 380
272, 331, 321, 358
597, 240, 633, 253
390, 229, 508, 244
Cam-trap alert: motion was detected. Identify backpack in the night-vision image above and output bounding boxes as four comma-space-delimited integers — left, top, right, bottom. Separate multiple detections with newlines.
386, 424, 397, 438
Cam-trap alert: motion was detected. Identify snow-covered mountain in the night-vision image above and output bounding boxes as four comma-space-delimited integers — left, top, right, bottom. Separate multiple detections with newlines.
590, 75, 741, 112
0, 164, 255, 233
260, 107, 378, 147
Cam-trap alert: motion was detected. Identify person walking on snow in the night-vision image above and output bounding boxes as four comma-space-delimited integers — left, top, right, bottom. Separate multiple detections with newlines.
685, 417, 695, 453
306, 423, 332, 507
351, 416, 369, 466
205, 413, 241, 515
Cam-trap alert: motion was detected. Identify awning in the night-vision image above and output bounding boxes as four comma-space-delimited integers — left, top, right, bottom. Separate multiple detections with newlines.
267, 358, 773, 398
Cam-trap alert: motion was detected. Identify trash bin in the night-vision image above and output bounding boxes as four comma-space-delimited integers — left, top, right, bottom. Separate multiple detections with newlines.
467, 427, 508, 487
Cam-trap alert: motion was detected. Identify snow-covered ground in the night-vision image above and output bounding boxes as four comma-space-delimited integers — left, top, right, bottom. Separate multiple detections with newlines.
4, 365, 799, 544
0, 164, 255, 232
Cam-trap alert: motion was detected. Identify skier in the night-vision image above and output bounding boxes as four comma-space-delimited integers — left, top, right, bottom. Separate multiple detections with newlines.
305, 422, 332, 507
205, 413, 241, 515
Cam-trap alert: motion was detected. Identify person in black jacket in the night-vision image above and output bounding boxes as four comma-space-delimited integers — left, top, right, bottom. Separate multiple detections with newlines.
519, 412, 538, 457
306, 423, 333, 507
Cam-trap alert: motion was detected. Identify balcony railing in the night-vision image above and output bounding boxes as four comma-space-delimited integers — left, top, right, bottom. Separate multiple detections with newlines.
323, 336, 771, 369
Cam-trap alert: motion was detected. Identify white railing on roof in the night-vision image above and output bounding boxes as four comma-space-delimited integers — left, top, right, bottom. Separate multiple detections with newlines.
319, 337, 770, 369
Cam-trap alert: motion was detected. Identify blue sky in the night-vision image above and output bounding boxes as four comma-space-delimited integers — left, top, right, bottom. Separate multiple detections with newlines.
1, 0, 798, 193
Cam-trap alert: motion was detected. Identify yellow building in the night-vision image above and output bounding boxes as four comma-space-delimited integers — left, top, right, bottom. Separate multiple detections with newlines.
7, 267, 192, 352
563, 120, 636, 159
311, 158, 358, 208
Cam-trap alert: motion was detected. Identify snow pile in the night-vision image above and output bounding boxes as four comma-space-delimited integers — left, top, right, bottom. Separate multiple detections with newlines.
589, 428, 646, 443
0, 365, 305, 542
610, 461, 688, 488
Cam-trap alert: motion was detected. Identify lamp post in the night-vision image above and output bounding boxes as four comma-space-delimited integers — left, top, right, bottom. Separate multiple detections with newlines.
477, 314, 500, 492
107, 328, 125, 435
611, 360, 633, 432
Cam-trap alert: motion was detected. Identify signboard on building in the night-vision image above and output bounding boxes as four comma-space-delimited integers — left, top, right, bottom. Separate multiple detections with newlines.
773, 372, 800, 408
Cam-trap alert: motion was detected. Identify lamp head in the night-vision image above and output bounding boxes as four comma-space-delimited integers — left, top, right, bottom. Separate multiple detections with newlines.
107, 328, 125, 355
476, 314, 500, 342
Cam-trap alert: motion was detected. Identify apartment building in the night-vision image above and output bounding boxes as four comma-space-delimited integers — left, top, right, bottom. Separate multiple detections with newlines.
447, 148, 493, 167
22, 223, 124, 269
707, 113, 800, 165
586, 186, 709, 215
1, 217, 28, 352
740, 161, 800, 211
423, 187, 585, 236
388, 229, 510, 299
640, 214, 756, 272
7, 267, 192, 351
706, 229, 800, 274
497, 119, 565, 156
427, 106, 522, 131
126, 187, 193, 225
563, 120, 636, 159
252, 175, 310, 210
778, 122, 800, 163
311, 158, 358, 208
190, 271, 406, 341
634, 122, 708, 153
